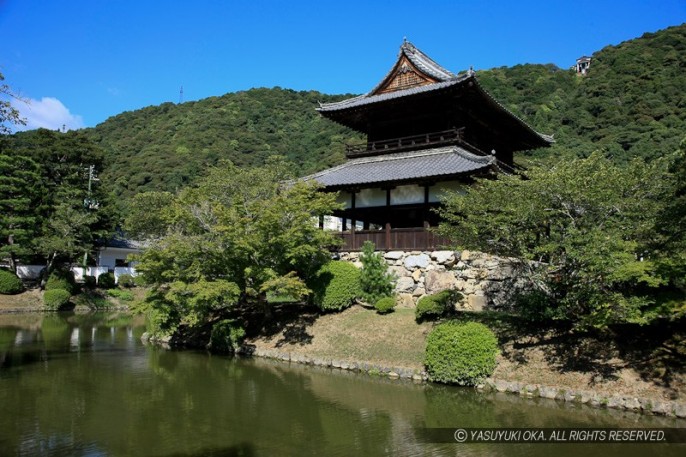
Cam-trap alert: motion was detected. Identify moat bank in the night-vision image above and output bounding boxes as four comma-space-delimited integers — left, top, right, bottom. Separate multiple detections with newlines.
246, 305, 686, 418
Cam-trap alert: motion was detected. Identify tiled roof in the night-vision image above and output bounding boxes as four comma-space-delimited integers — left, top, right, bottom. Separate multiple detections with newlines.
318, 76, 471, 112
303, 146, 494, 188
317, 41, 553, 147
102, 237, 147, 250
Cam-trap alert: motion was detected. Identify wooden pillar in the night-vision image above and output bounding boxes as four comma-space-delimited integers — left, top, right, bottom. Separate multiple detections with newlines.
423, 184, 431, 229
351, 191, 356, 249
423, 184, 432, 249
385, 188, 392, 250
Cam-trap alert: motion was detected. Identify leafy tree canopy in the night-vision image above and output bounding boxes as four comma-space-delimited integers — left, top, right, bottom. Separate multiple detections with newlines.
437, 151, 683, 328
129, 157, 342, 340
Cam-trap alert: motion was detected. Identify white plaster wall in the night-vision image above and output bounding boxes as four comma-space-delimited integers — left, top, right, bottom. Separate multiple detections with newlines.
391, 184, 424, 205
356, 187, 386, 208
97, 247, 137, 269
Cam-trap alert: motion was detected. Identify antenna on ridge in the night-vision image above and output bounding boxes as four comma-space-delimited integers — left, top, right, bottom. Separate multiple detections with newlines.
179, 85, 184, 104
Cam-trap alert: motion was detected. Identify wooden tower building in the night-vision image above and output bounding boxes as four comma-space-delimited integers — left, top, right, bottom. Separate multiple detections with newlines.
305, 40, 552, 251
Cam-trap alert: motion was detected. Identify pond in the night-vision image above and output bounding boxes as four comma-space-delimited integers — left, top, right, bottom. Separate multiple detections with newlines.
0, 312, 683, 456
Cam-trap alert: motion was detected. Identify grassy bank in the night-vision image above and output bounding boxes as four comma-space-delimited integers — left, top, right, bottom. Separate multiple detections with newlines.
0, 287, 144, 313
248, 304, 685, 403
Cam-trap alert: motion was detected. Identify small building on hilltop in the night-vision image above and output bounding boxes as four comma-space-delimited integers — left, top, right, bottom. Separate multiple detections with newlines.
575, 56, 592, 75
304, 40, 552, 251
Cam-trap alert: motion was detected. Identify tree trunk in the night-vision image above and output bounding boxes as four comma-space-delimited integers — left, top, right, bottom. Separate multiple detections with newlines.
40, 252, 57, 289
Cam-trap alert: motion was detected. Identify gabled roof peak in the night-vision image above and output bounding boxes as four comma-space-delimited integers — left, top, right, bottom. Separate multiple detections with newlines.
367, 40, 457, 96
397, 39, 456, 82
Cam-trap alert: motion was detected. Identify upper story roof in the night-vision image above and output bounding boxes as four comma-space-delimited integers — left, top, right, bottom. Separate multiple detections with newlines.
317, 40, 552, 149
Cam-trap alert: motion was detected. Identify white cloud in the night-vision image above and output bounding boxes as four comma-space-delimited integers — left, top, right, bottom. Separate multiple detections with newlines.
12, 97, 84, 132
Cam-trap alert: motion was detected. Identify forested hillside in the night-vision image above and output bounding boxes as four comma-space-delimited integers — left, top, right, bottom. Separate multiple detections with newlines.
83, 23, 685, 198
478, 24, 686, 162
87, 89, 362, 198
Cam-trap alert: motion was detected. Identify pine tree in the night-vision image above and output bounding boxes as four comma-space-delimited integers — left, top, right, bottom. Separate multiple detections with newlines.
359, 241, 395, 304
0, 147, 42, 272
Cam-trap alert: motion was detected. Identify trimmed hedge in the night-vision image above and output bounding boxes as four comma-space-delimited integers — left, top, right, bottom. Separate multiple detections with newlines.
44, 288, 72, 310
45, 270, 77, 295
311, 261, 362, 312
83, 275, 97, 289
0, 269, 24, 295
424, 321, 498, 386
98, 272, 116, 289
374, 296, 396, 314
415, 290, 461, 321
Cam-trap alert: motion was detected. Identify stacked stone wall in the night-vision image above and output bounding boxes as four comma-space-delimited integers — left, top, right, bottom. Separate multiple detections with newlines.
337, 250, 530, 310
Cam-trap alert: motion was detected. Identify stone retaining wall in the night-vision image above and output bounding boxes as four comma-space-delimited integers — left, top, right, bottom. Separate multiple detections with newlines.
242, 346, 686, 419
337, 249, 531, 310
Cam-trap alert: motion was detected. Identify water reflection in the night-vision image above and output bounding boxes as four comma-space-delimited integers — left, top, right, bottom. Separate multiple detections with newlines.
0, 313, 683, 457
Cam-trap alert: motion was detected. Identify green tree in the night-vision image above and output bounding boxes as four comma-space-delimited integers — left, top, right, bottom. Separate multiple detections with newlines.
130, 158, 341, 341
437, 152, 677, 328
0, 152, 41, 272
359, 241, 394, 304
5, 129, 117, 275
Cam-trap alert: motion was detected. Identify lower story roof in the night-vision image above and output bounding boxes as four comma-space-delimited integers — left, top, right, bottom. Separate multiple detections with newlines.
303, 146, 495, 189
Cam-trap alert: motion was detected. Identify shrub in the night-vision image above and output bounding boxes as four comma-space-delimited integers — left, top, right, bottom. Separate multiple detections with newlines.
374, 296, 396, 314
117, 274, 136, 288
424, 321, 498, 386
83, 275, 97, 289
209, 319, 246, 353
311, 261, 362, 312
0, 269, 24, 295
43, 288, 72, 310
97, 272, 116, 289
107, 288, 134, 302
133, 274, 148, 287
415, 290, 461, 321
359, 241, 395, 304
45, 270, 77, 295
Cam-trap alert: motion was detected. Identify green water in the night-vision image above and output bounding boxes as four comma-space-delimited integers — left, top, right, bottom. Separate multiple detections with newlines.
0, 312, 683, 457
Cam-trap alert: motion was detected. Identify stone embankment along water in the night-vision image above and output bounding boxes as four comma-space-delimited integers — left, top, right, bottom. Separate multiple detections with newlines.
337, 249, 531, 310
241, 345, 686, 419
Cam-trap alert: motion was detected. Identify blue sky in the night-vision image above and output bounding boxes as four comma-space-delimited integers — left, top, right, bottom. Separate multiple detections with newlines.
1, 0, 685, 130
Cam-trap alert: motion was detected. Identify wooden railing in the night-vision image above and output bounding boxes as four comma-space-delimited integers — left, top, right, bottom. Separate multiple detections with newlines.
344, 128, 465, 158
334, 227, 451, 252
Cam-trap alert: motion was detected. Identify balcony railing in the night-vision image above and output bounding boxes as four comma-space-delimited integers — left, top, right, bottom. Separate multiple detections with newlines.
333, 227, 451, 252
345, 128, 464, 159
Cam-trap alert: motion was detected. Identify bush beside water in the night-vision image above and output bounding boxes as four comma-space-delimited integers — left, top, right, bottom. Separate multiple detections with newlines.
43, 289, 72, 310
45, 270, 77, 295
210, 319, 246, 353
0, 269, 24, 295
424, 321, 498, 386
